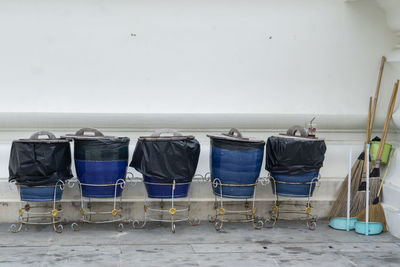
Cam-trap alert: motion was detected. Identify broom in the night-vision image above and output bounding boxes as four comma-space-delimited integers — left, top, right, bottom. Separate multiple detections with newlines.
328, 99, 371, 219
328, 57, 385, 219
350, 97, 375, 216
351, 81, 399, 216
356, 148, 395, 232
370, 80, 399, 178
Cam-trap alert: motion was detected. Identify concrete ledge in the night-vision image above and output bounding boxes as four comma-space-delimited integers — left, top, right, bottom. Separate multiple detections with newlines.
0, 112, 390, 131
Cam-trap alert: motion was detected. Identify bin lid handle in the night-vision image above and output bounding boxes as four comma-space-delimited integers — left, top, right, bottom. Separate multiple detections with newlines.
221, 128, 246, 139
151, 129, 183, 137
30, 131, 57, 140
75, 128, 104, 137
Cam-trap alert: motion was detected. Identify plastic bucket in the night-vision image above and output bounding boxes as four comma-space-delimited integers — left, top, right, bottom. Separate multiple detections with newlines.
328, 217, 358, 230
270, 170, 319, 197
211, 146, 264, 199
354, 221, 383, 235
75, 160, 128, 198
19, 184, 63, 202
370, 141, 392, 164
143, 176, 190, 198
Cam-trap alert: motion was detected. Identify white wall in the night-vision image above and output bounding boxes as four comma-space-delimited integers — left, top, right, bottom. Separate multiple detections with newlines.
0, 0, 397, 121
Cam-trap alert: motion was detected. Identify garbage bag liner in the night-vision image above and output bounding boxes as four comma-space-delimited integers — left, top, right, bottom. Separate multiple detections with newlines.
9, 131, 73, 186
130, 129, 200, 183
265, 135, 326, 175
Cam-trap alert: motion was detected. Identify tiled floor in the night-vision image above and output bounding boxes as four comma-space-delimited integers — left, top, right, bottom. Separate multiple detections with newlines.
0, 220, 399, 266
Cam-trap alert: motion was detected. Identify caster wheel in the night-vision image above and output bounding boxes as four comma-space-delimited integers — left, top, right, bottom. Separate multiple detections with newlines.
10, 224, 20, 233
254, 220, 264, 230
208, 215, 216, 223
171, 223, 176, 233
55, 224, 63, 233
264, 218, 275, 229
308, 220, 317, 230
215, 220, 223, 232
71, 222, 80, 232
190, 218, 200, 226
116, 223, 124, 232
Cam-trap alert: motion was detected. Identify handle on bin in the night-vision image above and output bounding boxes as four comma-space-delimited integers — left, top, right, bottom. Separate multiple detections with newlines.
151, 129, 183, 137
286, 125, 308, 137
223, 128, 243, 138
75, 128, 104, 137
30, 131, 57, 140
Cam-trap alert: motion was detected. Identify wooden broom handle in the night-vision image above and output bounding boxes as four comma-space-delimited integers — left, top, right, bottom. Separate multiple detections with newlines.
370, 56, 386, 132
377, 80, 399, 159
377, 148, 395, 198
363, 97, 373, 173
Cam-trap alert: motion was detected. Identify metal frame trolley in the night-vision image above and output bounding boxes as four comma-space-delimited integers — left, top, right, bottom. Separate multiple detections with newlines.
132, 175, 201, 233
265, 175, 320, 230
10, 180, 65, 233
70, 173, 133, 232
207, 173, 265, 232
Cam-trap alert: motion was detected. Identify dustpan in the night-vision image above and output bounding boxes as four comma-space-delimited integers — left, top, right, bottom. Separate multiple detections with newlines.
329, 148, 358, 230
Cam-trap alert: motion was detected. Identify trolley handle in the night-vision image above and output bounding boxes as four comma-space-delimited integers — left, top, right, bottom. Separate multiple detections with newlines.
30, 131, 57, 140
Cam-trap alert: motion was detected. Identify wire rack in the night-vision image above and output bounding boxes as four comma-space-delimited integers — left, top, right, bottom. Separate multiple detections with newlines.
70, 173, 133, 232
132, 174, 203, 233
265, 175, 320, 230
207, 173, 266, 232
10, 180, 65, 233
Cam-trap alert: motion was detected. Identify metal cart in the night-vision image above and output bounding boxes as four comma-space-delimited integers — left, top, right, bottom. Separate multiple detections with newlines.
10, 180, 65, 233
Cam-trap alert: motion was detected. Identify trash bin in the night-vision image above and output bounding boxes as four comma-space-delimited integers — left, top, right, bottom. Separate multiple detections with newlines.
130, 129, 200, 198
265, 134, 326, 197
64, 128, 130, 198
207, 128, 265, 199
8, 131, 72, 201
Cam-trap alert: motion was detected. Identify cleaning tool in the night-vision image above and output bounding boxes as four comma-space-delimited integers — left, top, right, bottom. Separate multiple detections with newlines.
356, 148, 395, 232
370, 56, 386, 131
354, 144, 383, 235
351, 97, 374, 216
328, 102, 370, 219
328, 57, 387, 219
329, 147, 358, 230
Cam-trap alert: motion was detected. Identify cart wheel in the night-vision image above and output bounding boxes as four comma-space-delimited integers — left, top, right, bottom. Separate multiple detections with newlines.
10, 224, 21, 233
215, 220, 223, 232
307, 220, 317, 230
116, 223, 124, 232
132, 220, 145, 229
189, 218, 200, 226
171, 223, 176, 233
254, 219, 264, 230
71, 222, 80, 232
208, 215, 216, 223
55, 224, 63, 233
264, 218, 275, 229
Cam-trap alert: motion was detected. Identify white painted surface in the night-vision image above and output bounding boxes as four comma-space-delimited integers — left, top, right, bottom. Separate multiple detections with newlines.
0, 0, 397, 120
0, 0, 399, 238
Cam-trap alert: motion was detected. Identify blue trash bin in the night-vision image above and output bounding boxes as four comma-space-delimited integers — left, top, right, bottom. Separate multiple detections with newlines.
143, 176, 191, 198
130, 129, 200, 199
208, 128, 265, 199
65, 128, 130, 198
270, 170, 319, 197
19, 183, 64, 202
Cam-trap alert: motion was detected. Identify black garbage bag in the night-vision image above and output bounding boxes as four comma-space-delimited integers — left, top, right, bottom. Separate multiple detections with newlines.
130, 129, 200, 182
265, 135, 327, 175
8, 131, 73, 186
